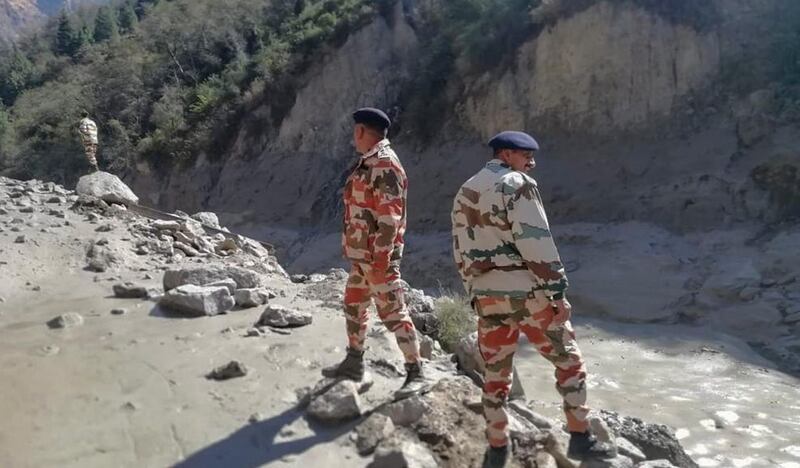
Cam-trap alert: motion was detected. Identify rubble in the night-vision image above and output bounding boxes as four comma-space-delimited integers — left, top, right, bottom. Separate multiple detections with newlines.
255, 305, 312, 328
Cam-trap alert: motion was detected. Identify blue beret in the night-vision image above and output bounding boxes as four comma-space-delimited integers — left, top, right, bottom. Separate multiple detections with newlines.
352, 107, 391, 130
488, 131, 539, 151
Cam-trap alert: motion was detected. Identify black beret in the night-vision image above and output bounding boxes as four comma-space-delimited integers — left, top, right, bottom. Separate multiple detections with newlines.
488, 131, 539, 151
352, 107, 391, 130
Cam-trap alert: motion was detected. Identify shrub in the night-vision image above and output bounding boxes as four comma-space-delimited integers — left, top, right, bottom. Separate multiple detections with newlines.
434, 294, 477, 352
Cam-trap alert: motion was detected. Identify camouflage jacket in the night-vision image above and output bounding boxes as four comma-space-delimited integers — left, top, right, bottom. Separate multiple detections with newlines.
342, 139, 407, 270
451, 159, 568, 299
78, 118, 98, 145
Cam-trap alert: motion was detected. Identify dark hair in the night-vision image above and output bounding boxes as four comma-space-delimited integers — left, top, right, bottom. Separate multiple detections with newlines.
81, 110, 89, 118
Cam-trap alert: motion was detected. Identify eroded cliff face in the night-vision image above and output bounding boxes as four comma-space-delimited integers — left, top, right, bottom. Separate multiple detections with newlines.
0, 0, 43, 43
127, 0, 797, 236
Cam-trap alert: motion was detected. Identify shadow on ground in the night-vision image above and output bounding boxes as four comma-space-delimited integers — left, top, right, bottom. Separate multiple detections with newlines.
172, 407, 357, 468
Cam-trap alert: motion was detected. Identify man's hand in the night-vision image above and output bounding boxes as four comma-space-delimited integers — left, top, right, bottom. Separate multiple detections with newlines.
551, 297, 572, 324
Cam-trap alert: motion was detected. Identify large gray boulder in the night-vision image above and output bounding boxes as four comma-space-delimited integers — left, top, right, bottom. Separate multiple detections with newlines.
163, 265, 262, 291
307, 380, 363, 423
75, 171, 139, 205
256, 305, 312, 328
159, 285, 235, 317
368, 442, 438, 468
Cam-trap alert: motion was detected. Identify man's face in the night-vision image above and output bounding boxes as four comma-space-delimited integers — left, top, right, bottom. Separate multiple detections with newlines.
500, 149, 536, 172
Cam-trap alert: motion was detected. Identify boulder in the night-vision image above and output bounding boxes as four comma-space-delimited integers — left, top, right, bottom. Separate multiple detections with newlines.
191, 211, 220, 228
163, 265, 262, 291
355, 413, 395, 455
75, 171, 139, 205
637, 460, 679, 468
307, 380, 363, 423
615, 437, 646, 463
256, 305, 312, 328
206, 361, 248, 380
159, 285, 235, 317
234, 288, 271, 308
112, 282, 149, 299
47, 313, 84, 329
205, 279, 237, 295
368, 442, 438, 468
599, 410, 698, 468
379, 395, 429, 427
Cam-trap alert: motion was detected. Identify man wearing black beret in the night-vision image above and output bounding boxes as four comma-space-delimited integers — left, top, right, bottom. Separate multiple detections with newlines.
322, 107, 426, 398
451, 131, 615, 466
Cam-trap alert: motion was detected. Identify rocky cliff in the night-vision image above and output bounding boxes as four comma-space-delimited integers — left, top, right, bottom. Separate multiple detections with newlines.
127, 0, 799, 239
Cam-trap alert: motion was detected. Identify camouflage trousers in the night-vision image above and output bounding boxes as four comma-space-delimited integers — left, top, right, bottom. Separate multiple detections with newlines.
83, 143, 98, 167
343, 263, 420, 363
474, 295, 590, 447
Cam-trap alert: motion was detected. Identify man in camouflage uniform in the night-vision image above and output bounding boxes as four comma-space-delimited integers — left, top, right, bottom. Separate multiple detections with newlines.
77, 111, 99, 172
451, 131, 614, 467
323, 107, 425, 396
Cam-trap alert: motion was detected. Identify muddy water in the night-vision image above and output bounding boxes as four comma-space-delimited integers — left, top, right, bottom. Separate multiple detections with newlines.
515, 319, 800, 467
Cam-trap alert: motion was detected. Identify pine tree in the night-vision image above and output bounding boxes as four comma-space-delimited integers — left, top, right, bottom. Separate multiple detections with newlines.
118, 4, 139, 33
0, 48, 35, 104
55, 11, 76, 56
93, 7, 120, 43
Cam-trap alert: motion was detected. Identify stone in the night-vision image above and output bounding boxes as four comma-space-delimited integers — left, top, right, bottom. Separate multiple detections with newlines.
418, 334, 434, 360
95, 223, 114, 232
46, 196, 65, 204
783, 311, 800, 324
14, 235, 25, 243
509, 400, 554, 429
75, 171, 139, 205
600, 410, 697, 468
290, 274, 308, 283
738, 286, 760, 301
191, 211, 220, 228
234, 288, 270, 308
152, 220, 181, 231
590, 416, 614, 443
615, 437, 646, 463
355, 413, 395, 455
112, 282, 149, 299
256, 305, 312, 328
86, 244, 118, 272
581, 455, 633, 468
536, 452, 558, 468
205, 279, 237, 295
173, 241, 199, 257
379, 395, 429, 427
111, 308, 127, 316
307, 380, 363, 423
159, 285, 235, 317
215, 238, 238, 254
207, 361, 248, 380
163, 265, 263, 291
368, 442, 438, 468
637, 460, 678, 468
737, 113, 772, 148
47, 313, 84, 329
19, 206, 34, 213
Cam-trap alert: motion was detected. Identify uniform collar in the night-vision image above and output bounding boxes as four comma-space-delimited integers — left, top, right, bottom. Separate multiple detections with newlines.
487, 158, 510, 169
360, 139, 391, 160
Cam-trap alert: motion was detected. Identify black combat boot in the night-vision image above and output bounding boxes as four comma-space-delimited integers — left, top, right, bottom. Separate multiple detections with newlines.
567, 430, 617, 459
482, 445, 509, 468
394, 362, 426, 399
321, 347, 365, 381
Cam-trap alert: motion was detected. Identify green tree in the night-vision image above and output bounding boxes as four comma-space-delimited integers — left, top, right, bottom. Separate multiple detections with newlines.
55, 11, 77, 56
118, 4, 139, 33
0, 48, 35, 105
94, 7, 120, 43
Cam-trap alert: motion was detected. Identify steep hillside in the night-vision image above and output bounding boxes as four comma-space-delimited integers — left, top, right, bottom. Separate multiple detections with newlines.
0, 0, 42, 43
0, 0, 107, 43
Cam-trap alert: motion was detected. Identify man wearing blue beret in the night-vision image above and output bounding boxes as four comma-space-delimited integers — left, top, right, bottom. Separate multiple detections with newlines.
451, 131, 615, 466
323, 107, 426, 398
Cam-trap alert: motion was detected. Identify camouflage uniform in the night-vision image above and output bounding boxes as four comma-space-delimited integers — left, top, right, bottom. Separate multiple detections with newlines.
78, 117, 99, 168
451, 159, 589, 448
342, 139, 419, 363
